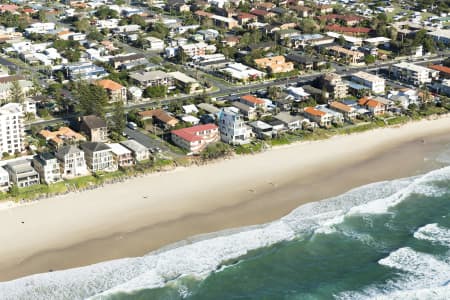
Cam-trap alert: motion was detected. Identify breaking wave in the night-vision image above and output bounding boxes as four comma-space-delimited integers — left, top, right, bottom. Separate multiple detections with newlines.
1, 166, 450, 300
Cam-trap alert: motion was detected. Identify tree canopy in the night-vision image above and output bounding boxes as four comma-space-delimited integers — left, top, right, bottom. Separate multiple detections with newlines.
73, 82, 109, 117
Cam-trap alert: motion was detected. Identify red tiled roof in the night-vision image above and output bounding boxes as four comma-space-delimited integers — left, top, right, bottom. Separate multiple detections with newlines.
171, 124, 218, 142
429, 65, 450, 75
241, 94, 265, 105
358, 98, 383, 108
238, 12, 257, 19
250, 9, 269, 16
304, 107, 326, 117
318, 14, 364, 22
325, 24, 371, 34
97, 79, 124, 91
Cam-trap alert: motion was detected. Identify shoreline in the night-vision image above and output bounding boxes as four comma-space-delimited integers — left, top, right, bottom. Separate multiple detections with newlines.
0, 116, 450, 281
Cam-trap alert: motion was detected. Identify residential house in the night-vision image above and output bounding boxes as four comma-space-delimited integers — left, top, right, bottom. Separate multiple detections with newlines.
0, 102, 25, 156
108, 143, 134, 167
358, 97, 386, 116
39, 127, 86, 149
138, 109, 179, 130
231, 101, 258, 120
316, 105, 344, 124
325, 24, 371, 36
274, 112, 307, 130
81, 142, 116, 172
237, 12, 258, 25
120, 139, 150, 162
0, 166, 9, 191
218, 107, 252, 145
80, 115, 108, 142
329, 101, 358, 120
32, 152, 61, 184
55, 145, 88, 177
5, 159, 39, 188
254, 56, 294, 74
109, 53, 148, 70
97, 79, 127, 103
171, 124, 220, 154
239, 94, 267, 111
249, 121, 273, 139
220, 63, 266, 82
285, 53, 326, 70
429, 65, 450, 79
303, 107, 333, 127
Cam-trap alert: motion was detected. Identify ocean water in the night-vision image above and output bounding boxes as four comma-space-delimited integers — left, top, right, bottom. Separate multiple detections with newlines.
1, 165, 450, 299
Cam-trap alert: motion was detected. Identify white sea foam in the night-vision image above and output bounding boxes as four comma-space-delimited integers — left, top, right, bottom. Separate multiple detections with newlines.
414, 223, 450, 247
1, 167, 450, 300
338, 247, 450, 300
349, 166, 450, 215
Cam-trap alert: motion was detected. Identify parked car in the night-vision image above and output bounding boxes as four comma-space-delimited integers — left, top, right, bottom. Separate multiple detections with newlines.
127, 122, 137, 130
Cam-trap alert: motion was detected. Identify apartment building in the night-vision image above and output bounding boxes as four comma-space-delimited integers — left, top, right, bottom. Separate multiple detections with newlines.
129, 70, 174, 88
0, 103, 24, 156
65, 63, 108, 81
391, 62, 439, 86
326, 45, 365, 64
254, 56, 294, 74
321, 73, 348, 99
180, 42, 217, 57
97, 79, 127, 103
351, 71, 385, 94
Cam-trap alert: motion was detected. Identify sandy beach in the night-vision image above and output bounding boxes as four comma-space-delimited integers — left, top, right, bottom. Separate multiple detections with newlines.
0, 116, 450, 281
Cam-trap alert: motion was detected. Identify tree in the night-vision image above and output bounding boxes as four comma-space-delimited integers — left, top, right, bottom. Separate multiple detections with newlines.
95, 6, 118, 20
110, 101, 126, 141
87, 29, 105, 42
74, 82, 109, 117
130, 15, 146, 28
38, 10, 47, 22
364, 55, 376, 65
74, 18, 90, 33
148, 23, 169, 39
144, 85, 167, 98
7, 81, 24, 104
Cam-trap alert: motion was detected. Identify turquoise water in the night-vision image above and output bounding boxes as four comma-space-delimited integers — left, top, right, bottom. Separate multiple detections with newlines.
1, 166, 450, 300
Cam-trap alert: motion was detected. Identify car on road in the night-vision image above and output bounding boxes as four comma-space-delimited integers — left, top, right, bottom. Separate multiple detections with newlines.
127, 122, 138, 130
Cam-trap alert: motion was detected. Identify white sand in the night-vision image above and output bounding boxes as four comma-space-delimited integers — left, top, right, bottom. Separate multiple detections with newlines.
0, 116, 449, 276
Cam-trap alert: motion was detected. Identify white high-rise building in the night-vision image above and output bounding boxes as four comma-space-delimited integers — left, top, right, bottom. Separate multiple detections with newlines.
0, 103, 25, 156
218, 107, 251, 145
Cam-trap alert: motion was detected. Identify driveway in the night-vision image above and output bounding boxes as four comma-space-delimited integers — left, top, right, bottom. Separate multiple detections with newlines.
123, 127, 182, 158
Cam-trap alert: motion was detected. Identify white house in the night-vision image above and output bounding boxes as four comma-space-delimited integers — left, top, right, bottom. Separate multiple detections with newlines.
218, 107, 252, 144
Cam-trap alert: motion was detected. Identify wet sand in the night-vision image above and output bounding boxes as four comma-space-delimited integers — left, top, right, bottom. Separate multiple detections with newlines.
0, 116, 449, 281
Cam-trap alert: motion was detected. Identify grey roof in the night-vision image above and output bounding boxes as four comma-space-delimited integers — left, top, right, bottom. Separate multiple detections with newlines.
275, 112, 304, 124
6, 159, 36, 174
231, 101, 254, 113
33, 152, 56, 166
120, 139, 148, 152
56, 145, 82, 158
197, 103, 220, 114
82, 115, 107, 129
81, 142, 111, 152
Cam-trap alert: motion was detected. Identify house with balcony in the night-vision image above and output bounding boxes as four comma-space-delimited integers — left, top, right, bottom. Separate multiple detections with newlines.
329, 101, 358, 120
81, 142, 117, 173
32, 152, 62, 184
5, 159, 40, 188
120, 140, 150, 162
218, 107, 252, 145
55, 145, 88, 178
254, 56, 294, 74
108, 143, 134, 167
303, 106, 333, 127
358, 97, 386, 116
64, 63, 108, 81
